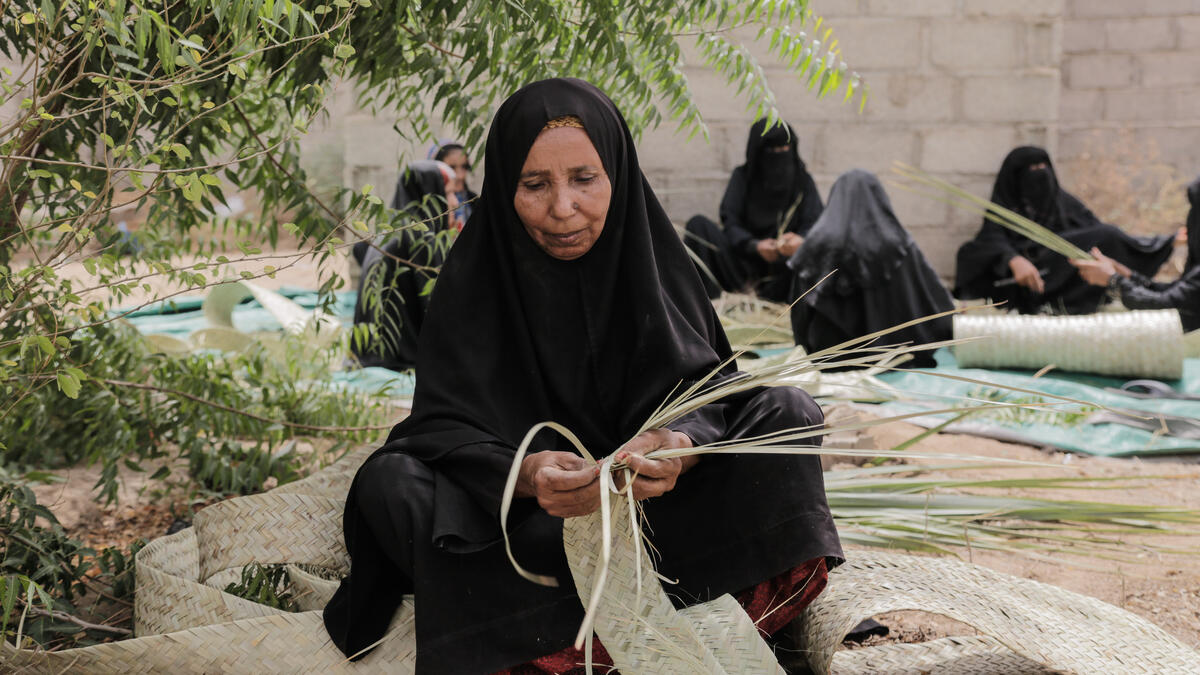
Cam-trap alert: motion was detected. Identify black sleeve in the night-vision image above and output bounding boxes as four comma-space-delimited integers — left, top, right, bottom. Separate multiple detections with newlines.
719, 167, 759, 257
665, 402, 729, 448
1127, 271, 1175, 293
1114, 269, 1200, 312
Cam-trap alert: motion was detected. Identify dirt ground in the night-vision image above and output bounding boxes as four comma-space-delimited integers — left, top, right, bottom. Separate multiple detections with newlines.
857, 421, 1200, 650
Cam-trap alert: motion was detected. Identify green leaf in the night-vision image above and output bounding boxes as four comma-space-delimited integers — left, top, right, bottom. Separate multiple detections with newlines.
333, 44, 355, 59
56, 370, 82, 399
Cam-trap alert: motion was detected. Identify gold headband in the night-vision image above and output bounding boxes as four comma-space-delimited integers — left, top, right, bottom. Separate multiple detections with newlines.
543, 115, 584, 130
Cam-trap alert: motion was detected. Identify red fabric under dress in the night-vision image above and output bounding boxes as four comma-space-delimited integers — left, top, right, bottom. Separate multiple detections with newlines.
493, 556, 829, 675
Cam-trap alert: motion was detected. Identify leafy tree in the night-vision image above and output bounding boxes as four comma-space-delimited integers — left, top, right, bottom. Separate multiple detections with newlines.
0, 0, 861, 495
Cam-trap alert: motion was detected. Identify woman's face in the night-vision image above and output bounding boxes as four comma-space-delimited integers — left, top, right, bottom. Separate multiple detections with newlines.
442, 148, 469, 193
513, 127, 611, 261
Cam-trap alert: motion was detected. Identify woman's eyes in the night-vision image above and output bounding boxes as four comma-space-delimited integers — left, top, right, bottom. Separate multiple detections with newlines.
519, 175, 598, 192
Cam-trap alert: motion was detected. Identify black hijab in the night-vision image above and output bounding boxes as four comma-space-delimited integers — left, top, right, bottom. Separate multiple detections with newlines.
390, 159, 452, 229
739, 118, 823, 237
393, 76, 733, 459
788, 170, 952, 367
1186, 176, 1200, 272
788, 169, 913, 292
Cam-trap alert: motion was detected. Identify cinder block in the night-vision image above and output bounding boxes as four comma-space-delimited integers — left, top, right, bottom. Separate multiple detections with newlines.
1176, 16, 1200, 49
1062, 19, 1107, 53
883, 180, 953, 228
1105, 17, 1175, 51
1059, 89, 1104, 121
638, 122, 727, 173
1064, 53, 1136, 88
1068, 0, 1200, 18
931, 20, 1024, 70
1103, 88, 1178, 121
819, 18, 922, 70
962, 73, 1059, 122
815, 0, 867, 18
1026, 21, 1062, 68
920, 127, 1020, 174
817, 125, 917, 175
865, 0, 957, 17
864, 72, 957, 123
1139, 51, 1200, 86
963, 0, 1065, 17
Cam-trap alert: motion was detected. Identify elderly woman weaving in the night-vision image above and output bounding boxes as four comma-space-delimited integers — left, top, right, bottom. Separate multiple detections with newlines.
322, 78, 843, 674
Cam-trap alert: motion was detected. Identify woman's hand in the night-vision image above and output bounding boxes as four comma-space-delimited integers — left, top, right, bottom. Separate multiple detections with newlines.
1177, 226, 1188, 247
1070, 247, 1120, 286
613, 429, 698, 500
777, 232, 804, 258
756, 238, 781, 263
1008, 255, 1045, 294
516, 451, 601, 517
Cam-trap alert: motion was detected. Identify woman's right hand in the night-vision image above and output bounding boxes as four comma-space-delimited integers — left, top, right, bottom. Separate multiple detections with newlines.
515, 451, 601, 517
1008, 255, 1045, 294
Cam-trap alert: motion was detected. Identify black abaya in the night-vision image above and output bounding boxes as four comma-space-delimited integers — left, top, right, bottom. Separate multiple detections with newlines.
788, 170, 953, 367
685, 119, 823, 301
323, 79, 842, 674
954, 146, 1175, 314
350, 160, 454, 371
1109, 176, 1200, 332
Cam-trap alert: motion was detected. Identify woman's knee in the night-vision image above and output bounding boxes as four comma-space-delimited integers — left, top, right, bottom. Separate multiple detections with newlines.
354, 453, 433, 524
686, 214, 718, 236
751, 386, 824, 432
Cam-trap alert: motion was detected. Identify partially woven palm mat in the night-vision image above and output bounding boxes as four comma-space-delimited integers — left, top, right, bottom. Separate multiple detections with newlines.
6, 445, 1198, 673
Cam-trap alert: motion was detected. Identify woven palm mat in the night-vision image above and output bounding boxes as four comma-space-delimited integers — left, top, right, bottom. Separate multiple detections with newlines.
802, 552, 1199, 674
5, 444, 1199, 673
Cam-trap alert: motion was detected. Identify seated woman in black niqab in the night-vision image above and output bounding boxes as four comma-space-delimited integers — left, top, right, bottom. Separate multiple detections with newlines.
349, 159, 460, 371
1071, 175, 1200, 332
954, 146, 1177, 314
684, 118, 824, 302
788, 169, 953, 368
323, 78, 843, 675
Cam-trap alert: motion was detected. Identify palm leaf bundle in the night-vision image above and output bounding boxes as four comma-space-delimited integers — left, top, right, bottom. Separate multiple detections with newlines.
890, 162, 1093, 261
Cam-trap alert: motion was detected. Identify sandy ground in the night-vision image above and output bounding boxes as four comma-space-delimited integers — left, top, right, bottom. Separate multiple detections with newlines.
860, 421, 1200, 649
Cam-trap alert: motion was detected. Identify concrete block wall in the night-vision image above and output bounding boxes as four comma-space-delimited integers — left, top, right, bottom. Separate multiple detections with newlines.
1059, 0, 1200, 184
641, 0, 1064, 278
315, 0, 1200, 280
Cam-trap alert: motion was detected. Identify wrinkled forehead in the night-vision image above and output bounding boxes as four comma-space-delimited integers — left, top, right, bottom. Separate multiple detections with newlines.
489, 79, 625, 191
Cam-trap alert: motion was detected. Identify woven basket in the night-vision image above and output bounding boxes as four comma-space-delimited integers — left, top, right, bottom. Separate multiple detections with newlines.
800, 551, 1200, 675
953, 309, 1185, 379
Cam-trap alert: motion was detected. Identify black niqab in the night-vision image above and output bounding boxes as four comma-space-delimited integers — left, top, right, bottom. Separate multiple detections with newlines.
788, 170, 952, 367
954, 146, 1175, 314
726, 118, 823, 239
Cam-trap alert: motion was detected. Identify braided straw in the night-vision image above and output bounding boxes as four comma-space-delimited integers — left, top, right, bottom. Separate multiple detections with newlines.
831, 636, 1057, 674
953, 309, 1185, 379
799, 551, 1200, 674
562, 494, 785, 674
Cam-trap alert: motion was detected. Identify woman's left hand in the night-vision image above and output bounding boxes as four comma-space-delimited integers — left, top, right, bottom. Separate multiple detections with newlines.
777, 232, 804, 258
612, 429, 698, 500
